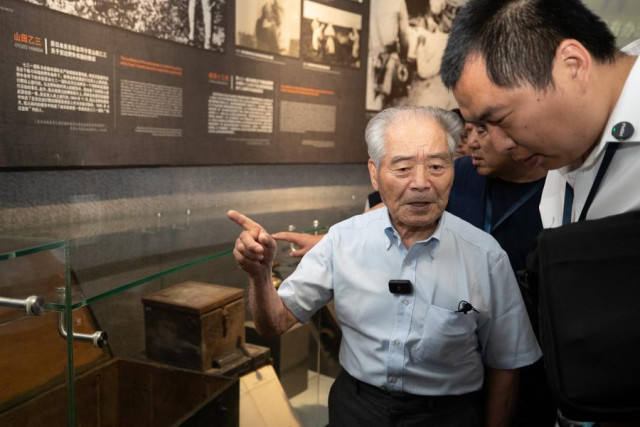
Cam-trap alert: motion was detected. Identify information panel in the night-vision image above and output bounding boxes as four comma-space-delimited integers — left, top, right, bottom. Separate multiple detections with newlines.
0, 0, 368, 167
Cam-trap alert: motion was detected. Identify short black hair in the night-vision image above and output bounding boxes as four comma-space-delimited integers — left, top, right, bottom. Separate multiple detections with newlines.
450, 108, 465, 123
440, 0, 617, 91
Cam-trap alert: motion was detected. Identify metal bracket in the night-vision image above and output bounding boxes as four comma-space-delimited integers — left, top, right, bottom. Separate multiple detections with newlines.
0, 295, 45, 316
56, 287, 108, 348
287, 224, 296, 252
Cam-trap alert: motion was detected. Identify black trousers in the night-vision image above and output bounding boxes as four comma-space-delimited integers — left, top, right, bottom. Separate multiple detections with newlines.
328, 370, 483, 427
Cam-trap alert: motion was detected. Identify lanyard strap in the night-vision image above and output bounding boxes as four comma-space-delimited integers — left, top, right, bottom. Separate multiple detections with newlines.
563, 142, 620, 224
562, 183, 574, 225
484, 180, 544, 234
578, 142, 620, 222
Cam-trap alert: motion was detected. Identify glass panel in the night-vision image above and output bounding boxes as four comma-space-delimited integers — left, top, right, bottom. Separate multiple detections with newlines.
7, 208, 355, 309
0, 236, 66, 261
273, 226, 337, 427
288, 314, 335, 426
0, 243, 75, 424
0, 207, 358, 425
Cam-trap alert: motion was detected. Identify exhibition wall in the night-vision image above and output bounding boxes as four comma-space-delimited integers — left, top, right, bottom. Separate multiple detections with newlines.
1, 0, 369, 167
0, 0, 636, 232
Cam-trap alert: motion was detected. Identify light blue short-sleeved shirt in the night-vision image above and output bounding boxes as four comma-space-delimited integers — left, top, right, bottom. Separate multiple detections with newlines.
278, 207, 541, 396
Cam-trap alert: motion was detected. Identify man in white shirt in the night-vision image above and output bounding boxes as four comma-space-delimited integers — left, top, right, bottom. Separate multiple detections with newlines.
439, 0, 640, 424
439, 0, 640, 228
229, 106, 540, 426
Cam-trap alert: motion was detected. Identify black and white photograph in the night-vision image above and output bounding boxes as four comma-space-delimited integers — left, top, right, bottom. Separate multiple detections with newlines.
235, 0, 301, 57
21, 0, 120, 26
21, 0, 227, 52
301, 1, 362, 69
182, 0, 226, 50
366, 0, 466, 111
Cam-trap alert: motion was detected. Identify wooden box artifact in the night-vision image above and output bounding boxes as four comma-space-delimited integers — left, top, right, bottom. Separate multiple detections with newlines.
0, 252, 240, 425
143, 281, 246, 371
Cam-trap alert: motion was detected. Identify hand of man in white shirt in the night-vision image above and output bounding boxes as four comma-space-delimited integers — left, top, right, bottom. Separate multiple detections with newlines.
228, 209, 276, 278
228, 210, 298, 336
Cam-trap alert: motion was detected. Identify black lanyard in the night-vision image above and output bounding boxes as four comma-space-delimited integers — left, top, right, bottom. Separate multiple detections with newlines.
484, 179, 544, 234
562, 142, 620, 225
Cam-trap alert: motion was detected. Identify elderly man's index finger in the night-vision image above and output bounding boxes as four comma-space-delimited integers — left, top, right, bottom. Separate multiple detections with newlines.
227, 210, 260, 232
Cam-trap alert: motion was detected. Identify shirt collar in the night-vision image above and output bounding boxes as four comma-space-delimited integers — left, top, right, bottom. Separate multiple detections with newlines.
556, 42, 640, 183
382, 207, 444, 258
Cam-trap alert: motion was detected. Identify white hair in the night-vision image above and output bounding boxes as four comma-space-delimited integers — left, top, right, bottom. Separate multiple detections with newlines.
365, 106, 462, 167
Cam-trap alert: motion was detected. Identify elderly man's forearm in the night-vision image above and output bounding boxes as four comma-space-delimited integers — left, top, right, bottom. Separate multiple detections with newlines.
484, 368, 519, 427
248, 274, 297, 336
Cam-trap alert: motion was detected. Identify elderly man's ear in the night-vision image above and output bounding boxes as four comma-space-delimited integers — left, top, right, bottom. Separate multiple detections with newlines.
368, 159, 380, 190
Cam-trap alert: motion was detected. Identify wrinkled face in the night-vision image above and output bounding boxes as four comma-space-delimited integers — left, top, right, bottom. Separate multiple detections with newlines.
467, 123, 515, 176
453, 55, 589, 170
369, 115, 454, 234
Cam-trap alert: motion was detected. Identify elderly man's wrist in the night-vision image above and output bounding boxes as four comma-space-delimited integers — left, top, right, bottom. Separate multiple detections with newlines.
250, 267, 273, 286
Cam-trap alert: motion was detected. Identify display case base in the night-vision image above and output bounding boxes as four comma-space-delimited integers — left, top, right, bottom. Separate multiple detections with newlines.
0, 358, 238, 427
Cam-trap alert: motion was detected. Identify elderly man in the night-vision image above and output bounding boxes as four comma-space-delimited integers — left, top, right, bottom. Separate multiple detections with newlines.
228, 106, 540, 426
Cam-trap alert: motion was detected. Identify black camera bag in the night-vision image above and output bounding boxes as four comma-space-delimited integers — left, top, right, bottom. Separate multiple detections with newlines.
520, 210, 640, 421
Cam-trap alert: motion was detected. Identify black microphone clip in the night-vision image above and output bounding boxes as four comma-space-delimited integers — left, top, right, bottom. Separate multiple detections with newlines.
389, 280, 412, 295
455, 300, 478, 314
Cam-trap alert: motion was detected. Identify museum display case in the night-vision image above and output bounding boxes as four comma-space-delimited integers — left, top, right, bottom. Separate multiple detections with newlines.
0, 206, 357, 426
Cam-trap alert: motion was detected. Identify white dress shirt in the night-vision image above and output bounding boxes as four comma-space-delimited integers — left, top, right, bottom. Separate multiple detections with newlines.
540, 40, 640, 227
278, 207, 541, 396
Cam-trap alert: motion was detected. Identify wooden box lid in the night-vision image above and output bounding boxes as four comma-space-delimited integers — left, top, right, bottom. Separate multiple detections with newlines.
141, 281, 244, 315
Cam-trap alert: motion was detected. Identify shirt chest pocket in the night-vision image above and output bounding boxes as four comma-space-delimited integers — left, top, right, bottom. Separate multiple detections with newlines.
414, 304, 478, 366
